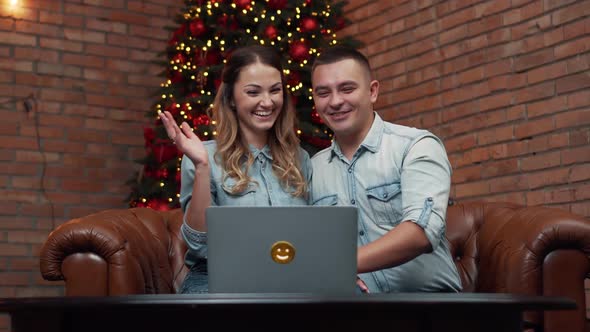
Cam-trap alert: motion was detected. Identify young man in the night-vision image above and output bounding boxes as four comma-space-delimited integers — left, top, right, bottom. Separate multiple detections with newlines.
310, 46, 462, 293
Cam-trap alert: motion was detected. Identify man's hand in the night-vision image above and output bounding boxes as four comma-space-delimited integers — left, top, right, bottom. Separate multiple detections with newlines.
356, 276, 369, 293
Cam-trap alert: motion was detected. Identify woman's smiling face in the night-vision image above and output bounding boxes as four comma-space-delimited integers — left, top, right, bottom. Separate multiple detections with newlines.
232, 61, 284, 147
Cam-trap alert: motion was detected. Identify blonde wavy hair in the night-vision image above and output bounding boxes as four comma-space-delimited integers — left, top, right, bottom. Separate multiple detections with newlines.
209, 45, 307, 197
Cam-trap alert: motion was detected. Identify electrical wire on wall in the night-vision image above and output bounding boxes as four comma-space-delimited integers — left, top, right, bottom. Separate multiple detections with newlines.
1, 94, 56, 230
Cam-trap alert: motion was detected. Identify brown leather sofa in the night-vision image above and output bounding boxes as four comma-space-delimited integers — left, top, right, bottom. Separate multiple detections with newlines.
39, 202, 590, 332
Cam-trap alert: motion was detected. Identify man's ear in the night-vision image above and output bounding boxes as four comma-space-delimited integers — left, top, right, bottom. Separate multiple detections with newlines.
369, 80, 379, 103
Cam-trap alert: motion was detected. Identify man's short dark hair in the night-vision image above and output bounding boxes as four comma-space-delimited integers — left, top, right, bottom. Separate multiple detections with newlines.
311, 46, 372, 78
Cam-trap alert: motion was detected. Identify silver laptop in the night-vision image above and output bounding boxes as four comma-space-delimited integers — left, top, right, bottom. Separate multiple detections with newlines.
206, 206, 358, 295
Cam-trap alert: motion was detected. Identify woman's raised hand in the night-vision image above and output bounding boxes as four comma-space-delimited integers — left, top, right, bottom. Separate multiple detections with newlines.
159, 111, 209, 167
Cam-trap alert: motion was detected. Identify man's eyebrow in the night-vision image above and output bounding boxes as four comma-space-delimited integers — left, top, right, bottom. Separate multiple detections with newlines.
313, 81, 358, 92
339, 80, 358, 86
313, 85, 329, 92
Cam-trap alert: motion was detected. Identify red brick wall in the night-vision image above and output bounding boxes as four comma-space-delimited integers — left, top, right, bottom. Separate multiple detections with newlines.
342, 0, 589, 318
0, 0, 181, 330
343, 0, 589, 214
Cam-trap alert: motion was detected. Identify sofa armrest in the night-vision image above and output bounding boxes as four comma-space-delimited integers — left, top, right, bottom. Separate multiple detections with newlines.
475, 204, 589, 292
475, 204, 590, 332
40, 208, 182, 296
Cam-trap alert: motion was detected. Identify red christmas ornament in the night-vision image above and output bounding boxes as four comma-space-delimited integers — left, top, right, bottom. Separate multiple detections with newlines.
311, 109, 324, 124
156, 168, 169, 179
181, 103, 190, 114
217, 14, 229, 27
267, 0, 287, 10
205, 48, 222, 65
172, 53, 186, 64
193, 52, 206, 66
147, 199, 171, 211
152, 144, 178, 163
305, 0, 311, 5
170, 71, 183, 84
192, 114, 211, 127
229, 17, 239, 31
143, 166, 155, 178
235, 0, 252, 9
135, 200, 148, 208
189, 18, 206, 37
300, 17, 319, 33
289, 40, 310, 62
335, 17, 347, 31
214, 78, 222, 90
165, 102, 181, 116
287, 70, 301, 87
169, 25, 186, 46
264, 25, 278, 40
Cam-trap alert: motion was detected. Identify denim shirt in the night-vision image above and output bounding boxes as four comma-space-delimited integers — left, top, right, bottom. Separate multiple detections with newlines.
180, 140, 311, 265
310, 113, 462, 293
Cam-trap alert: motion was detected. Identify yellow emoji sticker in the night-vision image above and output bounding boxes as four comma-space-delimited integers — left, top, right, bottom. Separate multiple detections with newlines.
270, 241, 295, 264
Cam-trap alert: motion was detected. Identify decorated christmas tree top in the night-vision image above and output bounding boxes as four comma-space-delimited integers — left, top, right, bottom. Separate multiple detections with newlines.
127, 0, 360, 210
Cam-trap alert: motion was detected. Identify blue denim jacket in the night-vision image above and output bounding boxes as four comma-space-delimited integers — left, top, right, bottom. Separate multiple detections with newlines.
180, 140, 311, 265
310, 113, 462, 293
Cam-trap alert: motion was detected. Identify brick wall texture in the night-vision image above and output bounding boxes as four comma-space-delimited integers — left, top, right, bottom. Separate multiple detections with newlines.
0, 0, 182, 330
0, 0, 588, 330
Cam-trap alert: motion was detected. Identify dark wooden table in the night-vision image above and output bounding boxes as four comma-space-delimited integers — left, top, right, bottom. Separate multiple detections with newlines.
0, 293, 576, 332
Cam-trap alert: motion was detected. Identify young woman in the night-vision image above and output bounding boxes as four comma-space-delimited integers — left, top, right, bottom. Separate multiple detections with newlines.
160, 45, 311, 293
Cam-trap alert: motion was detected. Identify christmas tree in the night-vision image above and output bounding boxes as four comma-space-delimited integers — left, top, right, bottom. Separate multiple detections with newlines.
127, 0, 361, 210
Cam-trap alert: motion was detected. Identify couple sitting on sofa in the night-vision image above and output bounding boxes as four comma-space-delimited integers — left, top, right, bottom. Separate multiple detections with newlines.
159, 44, 462, 295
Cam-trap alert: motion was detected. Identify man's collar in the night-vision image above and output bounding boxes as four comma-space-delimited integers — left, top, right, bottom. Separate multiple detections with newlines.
328, 112, 383, 161
360, 112, 383, 153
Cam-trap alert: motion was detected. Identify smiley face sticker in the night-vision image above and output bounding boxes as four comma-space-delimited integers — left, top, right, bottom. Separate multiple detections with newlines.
270, 241, 296, 264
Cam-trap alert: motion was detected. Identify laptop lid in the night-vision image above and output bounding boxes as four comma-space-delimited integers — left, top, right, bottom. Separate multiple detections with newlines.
206, 206, 358, 295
